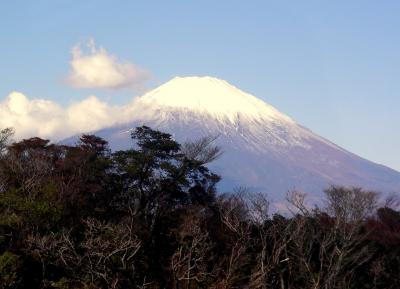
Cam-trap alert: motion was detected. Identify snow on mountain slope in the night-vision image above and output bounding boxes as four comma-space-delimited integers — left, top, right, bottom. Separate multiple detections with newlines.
65, 76, 400, 202
138, 76, 293, 122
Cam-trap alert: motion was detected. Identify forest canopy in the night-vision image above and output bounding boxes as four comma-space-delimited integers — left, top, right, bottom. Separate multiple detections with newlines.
0, 126, 399, 289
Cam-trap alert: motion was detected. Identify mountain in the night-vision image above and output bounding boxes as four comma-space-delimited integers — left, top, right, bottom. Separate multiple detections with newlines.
67, 76, 400, 203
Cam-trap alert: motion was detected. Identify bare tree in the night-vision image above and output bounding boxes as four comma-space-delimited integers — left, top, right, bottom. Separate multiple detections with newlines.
213, 194, 251, 289
181, 135, 222, 165
27, 218, 141, 288
171, 208, 213, 289
0, 128, 14, 192
0, 127, 14, 154
246, 192, 290, 289
324, 186, 378, 224
286, 187, 378, 289
383, 192, 400, 210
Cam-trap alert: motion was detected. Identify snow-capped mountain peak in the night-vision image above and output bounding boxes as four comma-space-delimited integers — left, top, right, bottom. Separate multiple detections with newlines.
136, 76, 293, 123
63, 76, 400, 202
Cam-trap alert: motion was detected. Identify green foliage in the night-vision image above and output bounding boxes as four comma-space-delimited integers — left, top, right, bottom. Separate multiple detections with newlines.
0, 251, 21, 288
0, 186, 62, 228
49, 278, 71, 289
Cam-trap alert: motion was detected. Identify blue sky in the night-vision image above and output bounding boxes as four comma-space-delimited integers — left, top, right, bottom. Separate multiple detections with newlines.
1, 0, 400, 170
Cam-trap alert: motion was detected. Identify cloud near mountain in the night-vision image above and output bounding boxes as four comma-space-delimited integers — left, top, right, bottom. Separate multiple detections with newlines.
0, 91, 132, 140
66, 39, 150, 90
0, 38, 153, 140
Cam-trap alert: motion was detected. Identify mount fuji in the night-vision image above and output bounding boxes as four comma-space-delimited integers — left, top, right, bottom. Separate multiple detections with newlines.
68, 76, 400, 202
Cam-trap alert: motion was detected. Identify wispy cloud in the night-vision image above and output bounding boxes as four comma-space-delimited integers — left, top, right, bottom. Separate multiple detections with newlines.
66, 38, 150, 90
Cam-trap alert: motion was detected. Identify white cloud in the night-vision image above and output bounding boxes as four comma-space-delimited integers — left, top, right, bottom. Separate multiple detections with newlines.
66, 38, 150, 89
0, 92, 64, 139
0, 39, 153, 140
0, 91, 131, 141
66, 96, 117, 132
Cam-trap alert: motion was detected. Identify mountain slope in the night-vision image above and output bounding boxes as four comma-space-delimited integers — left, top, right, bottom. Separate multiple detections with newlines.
70, 76, 400, 202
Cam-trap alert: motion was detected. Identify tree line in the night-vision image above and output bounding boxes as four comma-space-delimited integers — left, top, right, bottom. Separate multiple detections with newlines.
0, 126, 399, 289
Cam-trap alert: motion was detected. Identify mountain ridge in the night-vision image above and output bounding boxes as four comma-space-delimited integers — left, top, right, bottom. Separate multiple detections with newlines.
64, 76, 400, 202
